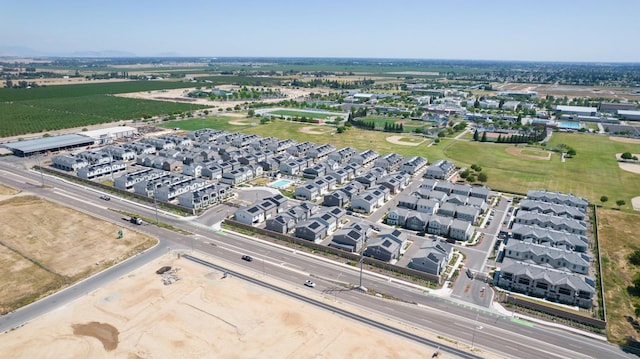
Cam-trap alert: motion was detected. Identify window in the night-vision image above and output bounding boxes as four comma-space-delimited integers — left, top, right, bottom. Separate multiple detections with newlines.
535, 282, 548, 290
558, 287, 572, 296
517, 277, 530, 286
502, 273, 513, 281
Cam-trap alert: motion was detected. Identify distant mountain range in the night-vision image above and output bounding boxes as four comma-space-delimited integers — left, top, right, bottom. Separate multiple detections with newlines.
0, 46, 138, 58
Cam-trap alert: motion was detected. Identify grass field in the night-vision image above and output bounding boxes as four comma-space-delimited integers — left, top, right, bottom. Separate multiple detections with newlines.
268, 109, 345, 119
597, 208, 640, 346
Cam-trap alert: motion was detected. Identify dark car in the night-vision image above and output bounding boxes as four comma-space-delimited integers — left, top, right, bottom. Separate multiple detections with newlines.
100, 195, 110, 201
242, 255, 253, 262
416, 231, 426, 237
156, 266, 171, 275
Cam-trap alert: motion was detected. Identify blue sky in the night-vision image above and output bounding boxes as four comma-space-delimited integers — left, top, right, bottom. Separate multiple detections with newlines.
1, 0, 639, 62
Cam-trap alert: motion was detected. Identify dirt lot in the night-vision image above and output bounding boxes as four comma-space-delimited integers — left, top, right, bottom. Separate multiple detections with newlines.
0, 194, 157, 313
0, 253, 483, 359
505, 147, 551, 160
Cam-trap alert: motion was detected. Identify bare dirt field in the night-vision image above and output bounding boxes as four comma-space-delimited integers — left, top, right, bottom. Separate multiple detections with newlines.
298, 126, 332, 135
505, 147, 551, 160
0, 183, 19, 196
0, 194, 157, 313
610, 136, 640, 144
496, 83, 640, 101
0, 253, 482, 359
385, 135, 426, 146
115, 85, 324, 107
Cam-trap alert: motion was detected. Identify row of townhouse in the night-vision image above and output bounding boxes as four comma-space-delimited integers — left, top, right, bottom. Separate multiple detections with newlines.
510, 224, 588, 252
408, 238, 454, 276
419, 179, 491, 201
329, 221, 372, 252
502, 240, 590, 275
352, 149, 379, 166
391, 199, 481, 224
328, 147, 357, 165
514, 211, 587, 235
77, 161, 127, 179
495, 258, 595, 309
294, 207, 347, 241
52, 154, 89, 171
101, 145, 136, 161
124, 142, 157, 155
399, 156, 428, 175
75, 150, 113, 165
526, 189, 589, 209
518, 199, 586, 220
234, 194, 290, 225
308, 144, 336, 161
423, 160, 456, 180
496, 190, 593, 308
114, 168, 167, 190
352, 186, 391, 214
132, 173, 192, 197
322, 181, 365, 207
373, 153, 403, 172
155, 177, 208, 202
294, 176, 338, 201
362, 229, 408, 262
177, 182, 232, 210
387, 209, 474, 241
265, 202, 320, 233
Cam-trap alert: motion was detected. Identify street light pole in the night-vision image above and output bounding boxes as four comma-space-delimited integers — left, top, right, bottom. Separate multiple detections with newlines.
359, 252, 364, 289
36, 155, 45, 187
153, 187, 159, 225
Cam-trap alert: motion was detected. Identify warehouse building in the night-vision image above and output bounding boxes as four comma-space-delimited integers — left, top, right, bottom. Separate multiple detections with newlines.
2, 134, 95, 157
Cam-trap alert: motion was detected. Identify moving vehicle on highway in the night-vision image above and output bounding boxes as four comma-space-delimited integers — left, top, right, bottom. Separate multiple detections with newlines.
304, 280, 316, 288
100, 195, 110, 201
241, 255, 253, 262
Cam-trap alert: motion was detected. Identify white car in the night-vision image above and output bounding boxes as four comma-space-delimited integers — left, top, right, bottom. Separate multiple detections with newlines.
304, 280, 316, 288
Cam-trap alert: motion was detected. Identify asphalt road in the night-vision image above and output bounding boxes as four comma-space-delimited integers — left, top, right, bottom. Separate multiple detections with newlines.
0, 161, 632, 359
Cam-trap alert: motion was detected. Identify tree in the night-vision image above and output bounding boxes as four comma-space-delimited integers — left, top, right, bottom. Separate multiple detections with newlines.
616, 200, 626, 209
481, 132, 487, 142
247, 109, 255, 117
460, 170, 471, 179
567, 148, 576, 157
473, 129, 479, 141
629, 249, 640, 266
336, 126, 346, 134
600, 196, 608, 206
477, 172, 488, 182
621, 152, 634, 160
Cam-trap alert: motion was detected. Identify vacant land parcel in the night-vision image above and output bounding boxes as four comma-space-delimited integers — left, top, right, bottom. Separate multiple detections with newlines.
0, 253, 463, 359
0, 194, 157, 313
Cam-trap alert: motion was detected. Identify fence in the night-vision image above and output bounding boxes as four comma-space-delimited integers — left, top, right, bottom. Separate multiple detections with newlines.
225, 219, 442, 284
506, 296, 606, 329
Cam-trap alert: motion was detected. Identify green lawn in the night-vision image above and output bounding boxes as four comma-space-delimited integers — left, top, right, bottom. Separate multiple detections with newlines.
358, 116, 431, 132
268, 109, 345, 119
160, 120, 640, 208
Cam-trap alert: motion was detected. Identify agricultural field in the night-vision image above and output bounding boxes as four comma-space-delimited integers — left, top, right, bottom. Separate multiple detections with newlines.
0, 81, 209, 137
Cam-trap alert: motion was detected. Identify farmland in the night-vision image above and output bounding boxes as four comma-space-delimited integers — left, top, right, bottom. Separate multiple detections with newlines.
0, 81, 209, 137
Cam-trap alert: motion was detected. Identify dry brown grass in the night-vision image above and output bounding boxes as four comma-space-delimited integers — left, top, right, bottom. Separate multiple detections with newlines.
0, 195, 157, 313
597, 208, 640, 344
505, 147, 551, 161
0, 183, 19, 196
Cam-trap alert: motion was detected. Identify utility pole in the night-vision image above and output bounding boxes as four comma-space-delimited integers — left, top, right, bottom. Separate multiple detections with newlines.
153, 187, 159, 225
36, 155, 45, 187
359, 253, 364, 289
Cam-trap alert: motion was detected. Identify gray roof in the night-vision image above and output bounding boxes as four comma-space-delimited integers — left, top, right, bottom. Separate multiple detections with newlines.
511, 224, 588, 250
504, 240, 590, 271
4, 134, 95, 155
500, 258, 594, 294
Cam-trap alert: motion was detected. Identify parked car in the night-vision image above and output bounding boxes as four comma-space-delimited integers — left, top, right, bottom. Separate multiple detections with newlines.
241, 255, 253, 262
100, 195, 110, 201
416, 231, 426, 237
304, 280, 316, 288
156, 266, 171, 275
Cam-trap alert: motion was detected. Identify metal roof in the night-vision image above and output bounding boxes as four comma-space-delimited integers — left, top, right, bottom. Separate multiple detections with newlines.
3, 134, 94, 155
